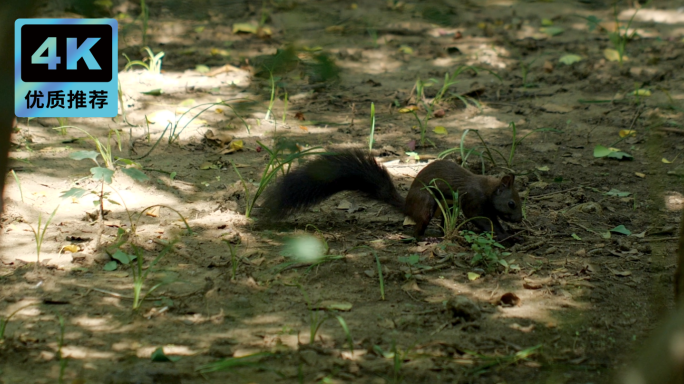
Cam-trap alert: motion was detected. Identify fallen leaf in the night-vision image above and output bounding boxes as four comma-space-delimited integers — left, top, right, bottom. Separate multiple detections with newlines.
540, 27, 564, 36
325, 25, 345, 33
663, 158, 672, 164
398, 45, 414, 54
543, 60, 553, 73
401, 280, 422, 292
610, 225, 631, 236
433, 126, 447, 134
631, 89, 651, 97
510, 323, 536, 333
559, 54, 582, 65
619, 130, 636, 138
610, 269, 632, 277
635, 172, 645, 178
603, 48, 626, 62
433, 109, 445, 118
315, 300, 353, 311
62, 244, 79, 253
542, 104, 573, 113
141, 89, 163, 96
294, 112, 306, 121
299, 125, 309, 131
536, 165, 550, 172
467, 272, 480, 281
232, 22, 258, 34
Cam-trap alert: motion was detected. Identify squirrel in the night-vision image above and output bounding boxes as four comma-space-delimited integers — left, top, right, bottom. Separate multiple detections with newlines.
262, 149, 523, 241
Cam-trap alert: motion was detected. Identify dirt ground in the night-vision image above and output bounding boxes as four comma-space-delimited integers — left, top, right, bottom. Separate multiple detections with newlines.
3, 0, 684, 383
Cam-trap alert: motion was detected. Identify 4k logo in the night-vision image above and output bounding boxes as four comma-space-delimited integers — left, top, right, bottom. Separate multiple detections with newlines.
15, 19, 118, 118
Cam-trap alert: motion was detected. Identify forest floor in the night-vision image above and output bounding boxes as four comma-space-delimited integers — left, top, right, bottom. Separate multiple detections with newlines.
3, 0, 684, 383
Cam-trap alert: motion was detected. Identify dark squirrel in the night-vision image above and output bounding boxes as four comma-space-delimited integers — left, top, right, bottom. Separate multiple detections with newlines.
262, 150, 523, 241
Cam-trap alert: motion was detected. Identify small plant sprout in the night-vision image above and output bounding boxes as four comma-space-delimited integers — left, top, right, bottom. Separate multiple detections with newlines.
113, 239, 179, 310
422, 179, 461, 238
462, 231, 511, 272
231, 143, 322, 218
298, 285, 354, 356
0, 303, 39, 340
584, 2, 650, 66
123, 47, 164, 74
441, 123, 560, 170
369, 102, 376, 152
57, 314, 68, 384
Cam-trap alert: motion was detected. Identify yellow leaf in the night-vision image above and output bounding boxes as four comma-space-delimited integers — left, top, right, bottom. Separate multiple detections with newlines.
467, 272, 481, 281
229, 140, 243, 151
257, 26, 272, 38
62, 244, 79, 253
350, 3, 358, 9
195, 26, 205, 33
325, 25, 345, 33
619, 130, 636, 138
433, 126, 447, 134
662, 158, 672, 164
631, 89, 651, 96
541, 18, 553, 26
211, 48, 230, 57
215, 108, 224, 113
635, 172, 646, 178
603, 48, 626, 62
399, 105, 419, 113
200, 162, 216, 170
179, 98, 196, 107
398, 45, 413, 54
232, 22, 258, 34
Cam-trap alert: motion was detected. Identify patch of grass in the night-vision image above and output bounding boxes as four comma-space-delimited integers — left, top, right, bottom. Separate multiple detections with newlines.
583, 2, 650, 66
231, 142, 322, 218
351, 246, 384, 300
111, 239, 180, 310
0, 303, 38, 340
466, 344, 542, 375
442, 123, 560, 170
299, 285, 354, 356
123, 47, 164, 74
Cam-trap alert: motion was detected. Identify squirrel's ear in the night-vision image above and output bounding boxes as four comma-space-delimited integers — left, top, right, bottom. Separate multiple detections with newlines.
500, 174, 515, 188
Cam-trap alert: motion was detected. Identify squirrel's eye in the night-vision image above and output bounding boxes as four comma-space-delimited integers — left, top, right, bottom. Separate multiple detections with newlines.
508, 200, 516, 209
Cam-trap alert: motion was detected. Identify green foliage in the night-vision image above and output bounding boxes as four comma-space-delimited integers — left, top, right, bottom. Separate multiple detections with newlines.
441, 123, 561, 170
298, 285, 354, 356
584, 2, 650, 66
462, 231, 510, 271
422, 178, 461, 238
123, 47, 164, 74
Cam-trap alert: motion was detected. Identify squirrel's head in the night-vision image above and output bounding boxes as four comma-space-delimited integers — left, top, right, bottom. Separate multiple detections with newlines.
493, 174, 523, 223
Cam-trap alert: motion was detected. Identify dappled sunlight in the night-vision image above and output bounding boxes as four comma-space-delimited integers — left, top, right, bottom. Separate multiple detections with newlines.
5, 0, 684, 382
60, 345, 116, 360
626, 8, 684, 24
664, 191, 684, 211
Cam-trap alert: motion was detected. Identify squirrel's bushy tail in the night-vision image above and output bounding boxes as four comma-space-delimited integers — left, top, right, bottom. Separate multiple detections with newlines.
262, 150, 404, 219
